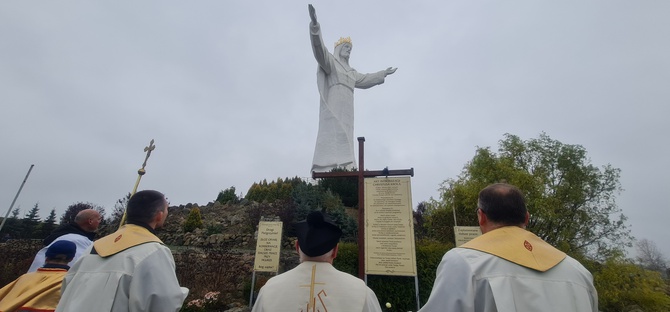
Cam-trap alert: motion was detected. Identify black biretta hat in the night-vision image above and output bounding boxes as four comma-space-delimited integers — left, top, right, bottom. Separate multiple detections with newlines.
293, 211, 342, 257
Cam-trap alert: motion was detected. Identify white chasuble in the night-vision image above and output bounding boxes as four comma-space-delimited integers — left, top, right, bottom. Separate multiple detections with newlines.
252, 261, 381, 312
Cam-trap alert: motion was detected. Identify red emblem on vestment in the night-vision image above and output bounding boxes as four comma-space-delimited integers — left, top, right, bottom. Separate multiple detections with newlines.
524, 240, 533, 251
115, 234, 123, 242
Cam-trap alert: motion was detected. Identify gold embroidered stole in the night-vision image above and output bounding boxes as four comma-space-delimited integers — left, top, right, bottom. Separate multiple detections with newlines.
94, 224, 163, 257
461, 226, 566, 272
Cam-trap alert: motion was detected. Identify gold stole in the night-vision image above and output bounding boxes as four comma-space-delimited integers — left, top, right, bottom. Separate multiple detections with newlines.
94, 224, 163, 257
461, 226, 566, 272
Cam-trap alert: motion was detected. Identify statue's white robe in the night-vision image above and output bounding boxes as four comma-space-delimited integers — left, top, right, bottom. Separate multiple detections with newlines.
55, 225, 188, 312
252, 261, 382, 312
310, 22, 387, 172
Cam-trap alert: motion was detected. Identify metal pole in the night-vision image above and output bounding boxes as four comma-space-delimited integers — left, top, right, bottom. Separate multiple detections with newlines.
119, 139, 155, 229
0, 164, 35, 233
415, 275, 421, 311
118, 170, 145, 228
357, 137, 365, 279
249, 270, 257, 307
452, 189, 458, 227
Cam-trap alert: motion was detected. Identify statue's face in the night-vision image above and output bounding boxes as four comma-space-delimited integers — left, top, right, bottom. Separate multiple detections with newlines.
339, 43, 352, 59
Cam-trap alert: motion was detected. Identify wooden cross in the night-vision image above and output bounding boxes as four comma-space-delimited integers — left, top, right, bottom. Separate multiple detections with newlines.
312, 137, 413, 279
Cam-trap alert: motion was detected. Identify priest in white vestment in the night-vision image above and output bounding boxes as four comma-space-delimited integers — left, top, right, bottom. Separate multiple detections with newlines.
251, 211, 382, 312
419, 183, 598, 312
56, 190, 188, 312
308, 4, 397, 173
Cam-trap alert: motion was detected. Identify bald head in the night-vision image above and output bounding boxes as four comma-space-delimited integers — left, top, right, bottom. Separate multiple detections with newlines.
477, 183, 528, 228
74, 209, 101, 232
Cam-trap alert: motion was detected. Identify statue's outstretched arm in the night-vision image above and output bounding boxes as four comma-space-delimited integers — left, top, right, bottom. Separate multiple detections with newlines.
384, 67, 398, 77
308, 4, 318, 25
308, 4, 332, 74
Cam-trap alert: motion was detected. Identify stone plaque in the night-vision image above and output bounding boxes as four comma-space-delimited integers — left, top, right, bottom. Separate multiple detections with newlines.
454, 226, 482, 246
364, 177, 417, 276
253, 221, 283, 272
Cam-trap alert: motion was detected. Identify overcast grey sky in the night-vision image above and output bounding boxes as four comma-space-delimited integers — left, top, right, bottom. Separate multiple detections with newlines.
1, 1, 668, 257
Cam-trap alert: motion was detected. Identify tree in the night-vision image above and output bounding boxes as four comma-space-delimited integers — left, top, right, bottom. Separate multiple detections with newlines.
60, 202, 106, 225
592, 255, 670, 311
318, 168, 358, 208
40, 208, 58, 238
291, 182, 357, 241
216, 186, 239, 204
183, 207, 204, 233
428, 133, 631, 258
245, 177, 304, 203
413, 201, 429, 240
95, 193, 131, 237
0, 207, 23, 237
10, 207, 20, 219
636, 239, 668, 275
22, 203, 41, 238
111, 193, 130, 227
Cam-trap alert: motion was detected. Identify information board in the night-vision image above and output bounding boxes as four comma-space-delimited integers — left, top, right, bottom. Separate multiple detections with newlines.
364, 176, 417, 276
454, 226, 482, 246
253, 221, 283, 272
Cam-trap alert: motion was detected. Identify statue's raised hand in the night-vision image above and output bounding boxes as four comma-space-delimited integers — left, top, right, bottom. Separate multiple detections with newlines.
384, 67, 398, 76
308, 4, 318, 25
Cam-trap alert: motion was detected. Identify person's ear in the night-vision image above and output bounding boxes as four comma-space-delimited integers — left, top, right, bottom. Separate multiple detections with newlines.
523, 211, 530, 227
477, 208, 487, 226
154, 210, 165, 223
331, 244, 339, 259
295, 240, 300, 254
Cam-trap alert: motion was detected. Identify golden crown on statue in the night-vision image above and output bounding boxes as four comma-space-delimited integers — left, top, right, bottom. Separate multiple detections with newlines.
334, 37, 352, 48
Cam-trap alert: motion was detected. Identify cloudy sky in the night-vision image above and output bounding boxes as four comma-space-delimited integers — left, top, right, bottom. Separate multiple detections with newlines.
1, 1, 668, 257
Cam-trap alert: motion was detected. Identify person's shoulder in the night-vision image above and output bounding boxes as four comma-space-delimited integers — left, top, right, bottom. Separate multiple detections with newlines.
560, 255, 593, 276
55, 233, 93, 243
332, 267, 366, 285
446, 246, 486, 259
440, 247, 492, 269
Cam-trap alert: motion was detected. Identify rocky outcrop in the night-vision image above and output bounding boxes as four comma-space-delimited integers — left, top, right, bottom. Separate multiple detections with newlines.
156, 200, 299, 308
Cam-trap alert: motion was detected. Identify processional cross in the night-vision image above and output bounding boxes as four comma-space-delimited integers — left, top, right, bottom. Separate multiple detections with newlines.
312, 137, 413, 279
119, 139, 156, 229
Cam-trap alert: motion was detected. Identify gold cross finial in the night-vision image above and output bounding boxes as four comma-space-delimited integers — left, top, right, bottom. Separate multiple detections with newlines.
140, 139, 155, 171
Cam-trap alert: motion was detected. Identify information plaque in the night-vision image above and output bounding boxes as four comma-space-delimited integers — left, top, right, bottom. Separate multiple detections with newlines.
253, 221, 283, 272
454, 226, 482, 246
364, 176, 417, 276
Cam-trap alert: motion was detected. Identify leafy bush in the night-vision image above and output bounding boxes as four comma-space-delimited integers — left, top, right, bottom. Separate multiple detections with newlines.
183, 207, 204, 233
333, 241, 452, 311
205, 223, 223, 235
591, 256, 670, 312
0, 240, 44, 286
317, 167, 358, 208
245, 177, 304, 203
292, 183, 357, 241
216, 186, 239, 204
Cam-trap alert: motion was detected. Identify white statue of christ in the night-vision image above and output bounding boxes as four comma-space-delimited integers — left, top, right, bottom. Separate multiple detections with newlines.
308, 4, 397, 173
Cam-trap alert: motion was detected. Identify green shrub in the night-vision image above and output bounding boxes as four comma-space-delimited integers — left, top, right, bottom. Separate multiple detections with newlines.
205, 223, 223, 235
333, 240, 452, 311
183, 207, 204, 233
593, 256, 670, 312
0, 240, 44, 286
333, 242, 358, 276
216, 186, 239, 204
